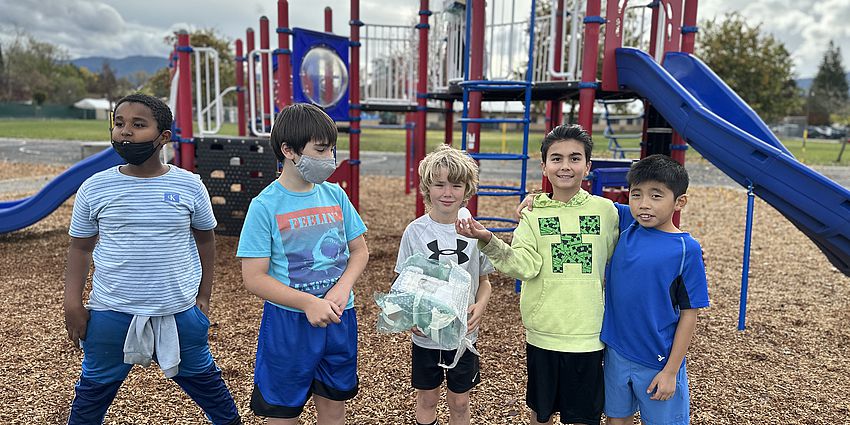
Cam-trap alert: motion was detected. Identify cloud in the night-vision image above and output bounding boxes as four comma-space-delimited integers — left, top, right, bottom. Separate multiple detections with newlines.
0, 0, 845, 78
698, 0, 850, 77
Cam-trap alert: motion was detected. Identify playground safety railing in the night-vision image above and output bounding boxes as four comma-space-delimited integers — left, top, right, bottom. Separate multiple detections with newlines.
362, 23, 417, 106
247, 48, 276, 137
192, 47, 224, 135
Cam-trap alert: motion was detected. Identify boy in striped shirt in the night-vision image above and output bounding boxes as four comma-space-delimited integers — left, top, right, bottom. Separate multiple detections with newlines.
63, 93, 240, 424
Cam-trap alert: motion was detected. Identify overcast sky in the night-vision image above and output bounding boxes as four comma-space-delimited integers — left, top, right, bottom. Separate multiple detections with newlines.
0, 0, 847, 78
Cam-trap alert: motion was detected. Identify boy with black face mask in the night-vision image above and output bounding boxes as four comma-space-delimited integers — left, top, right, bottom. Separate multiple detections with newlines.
238, 103, 369, 424
63, 93, 241, 424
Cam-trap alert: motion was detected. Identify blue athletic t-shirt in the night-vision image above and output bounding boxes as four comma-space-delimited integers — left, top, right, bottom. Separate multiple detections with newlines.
236, 180, 367, 312
602, 203, 709, 370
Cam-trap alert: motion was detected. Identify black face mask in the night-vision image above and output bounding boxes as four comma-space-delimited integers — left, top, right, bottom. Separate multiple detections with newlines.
111, 138, 161, 165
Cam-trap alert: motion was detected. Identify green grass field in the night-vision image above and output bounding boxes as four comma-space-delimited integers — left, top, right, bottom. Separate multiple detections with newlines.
1, 118, 847, 165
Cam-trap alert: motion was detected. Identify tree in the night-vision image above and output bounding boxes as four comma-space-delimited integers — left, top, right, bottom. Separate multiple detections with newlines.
697, 12, 800, 123
0, 31, 99, 104
808, 41, 848, 126
145, 28, 235, 105
97, 62, 119, 108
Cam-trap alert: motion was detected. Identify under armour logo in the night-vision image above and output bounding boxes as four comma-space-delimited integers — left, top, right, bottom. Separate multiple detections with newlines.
163, 193, 180, 203
427, 239, 469, 264
657, 355, 666, 362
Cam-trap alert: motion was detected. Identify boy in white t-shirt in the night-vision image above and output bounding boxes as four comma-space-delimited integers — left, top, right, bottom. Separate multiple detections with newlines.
395, 145, 494, 425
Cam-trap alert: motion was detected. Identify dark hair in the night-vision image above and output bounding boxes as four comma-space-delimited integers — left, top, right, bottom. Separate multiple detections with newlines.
627, 154, 689, 197
270, 103, 338, 161
541, 124, 593, 162
113, 93, 172, 133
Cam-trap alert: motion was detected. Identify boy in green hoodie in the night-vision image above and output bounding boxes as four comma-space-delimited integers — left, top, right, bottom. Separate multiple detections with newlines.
456, 124, 618, 425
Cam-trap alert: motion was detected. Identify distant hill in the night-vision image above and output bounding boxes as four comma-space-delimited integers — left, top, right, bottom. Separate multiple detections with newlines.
796, 73, 850, 92
70, 55, 168, 84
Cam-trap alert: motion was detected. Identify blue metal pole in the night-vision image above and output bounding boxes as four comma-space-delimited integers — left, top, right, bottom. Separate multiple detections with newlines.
461, 1, 472, 150
738, 182, 755, 330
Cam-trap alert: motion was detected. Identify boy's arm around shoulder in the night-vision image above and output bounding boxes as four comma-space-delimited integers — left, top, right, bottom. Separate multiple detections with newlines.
478, 213, 543, 281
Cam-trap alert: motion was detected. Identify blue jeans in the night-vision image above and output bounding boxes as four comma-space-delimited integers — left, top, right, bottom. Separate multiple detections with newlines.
67, 307, 240, 425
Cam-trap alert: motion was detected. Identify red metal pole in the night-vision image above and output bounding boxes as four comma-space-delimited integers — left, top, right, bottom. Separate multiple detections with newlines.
235, 39, 246, 137
465, 0, 485, 216
349, 0, 362, 210
406, 112, 414, 194
247, 28, 256, 131
548, 0, 565, 131
601, 0, 626, 91
278, 0, 292, 108
414, 0, 430, 217
260, 16, 272, 130
324, 7, 334, 105
647, 1, 659, 60
325, 6, 333, 31
444, 100, 453, 145
578, 0, 602, 135
662, 0, 683, 56
681, 0, 698, 54
176, 30, 194, 171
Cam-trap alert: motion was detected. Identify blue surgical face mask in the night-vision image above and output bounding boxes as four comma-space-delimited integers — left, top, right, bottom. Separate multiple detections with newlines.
294, 154, 337, 184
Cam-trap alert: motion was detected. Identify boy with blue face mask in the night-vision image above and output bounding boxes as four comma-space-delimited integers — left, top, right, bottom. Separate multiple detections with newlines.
237, 103, 369, 425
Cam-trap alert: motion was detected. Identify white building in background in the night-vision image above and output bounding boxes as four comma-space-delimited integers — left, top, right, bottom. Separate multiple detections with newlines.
73, 98, 113, 120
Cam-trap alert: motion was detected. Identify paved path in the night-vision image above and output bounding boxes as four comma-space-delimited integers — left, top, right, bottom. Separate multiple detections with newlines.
2, 138, 849, 194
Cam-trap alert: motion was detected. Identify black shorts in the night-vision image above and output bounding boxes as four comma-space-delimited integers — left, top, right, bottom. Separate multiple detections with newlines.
526, 343, 603, 425
411, 342, 480, 394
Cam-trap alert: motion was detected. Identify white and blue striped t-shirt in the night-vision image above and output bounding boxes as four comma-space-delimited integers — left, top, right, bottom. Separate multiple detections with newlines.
69, 165, 217, 316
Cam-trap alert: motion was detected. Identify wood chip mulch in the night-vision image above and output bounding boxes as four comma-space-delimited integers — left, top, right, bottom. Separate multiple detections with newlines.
0, 174, 848, 424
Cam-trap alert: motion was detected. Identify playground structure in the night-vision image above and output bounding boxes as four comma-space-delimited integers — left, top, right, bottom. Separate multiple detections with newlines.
1, 0, 849, 321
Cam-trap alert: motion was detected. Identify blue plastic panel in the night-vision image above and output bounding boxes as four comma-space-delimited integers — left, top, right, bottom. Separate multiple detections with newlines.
291, 27, 350, 122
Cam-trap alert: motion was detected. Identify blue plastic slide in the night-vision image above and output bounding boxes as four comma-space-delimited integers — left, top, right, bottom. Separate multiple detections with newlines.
616, 47, 850, 276
0, 147, 123, 233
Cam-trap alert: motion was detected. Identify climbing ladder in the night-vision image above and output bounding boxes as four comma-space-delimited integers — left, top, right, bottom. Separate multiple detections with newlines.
600, 98, 643, 159
459, 0, 537, 233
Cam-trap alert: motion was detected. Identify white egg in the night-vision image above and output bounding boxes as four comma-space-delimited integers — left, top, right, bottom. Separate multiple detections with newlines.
457, 207, 472, 220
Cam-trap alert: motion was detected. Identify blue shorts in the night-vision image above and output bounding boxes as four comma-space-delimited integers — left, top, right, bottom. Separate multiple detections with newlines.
251, 303, 358, 418
81, 306, 215, 383
604, 347, 690, 425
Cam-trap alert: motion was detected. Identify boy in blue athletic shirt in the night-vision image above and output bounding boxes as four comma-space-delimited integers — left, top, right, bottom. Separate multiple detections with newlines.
63, 93, 241, 424
237, 103, 369, 425
602, 154, 709, 425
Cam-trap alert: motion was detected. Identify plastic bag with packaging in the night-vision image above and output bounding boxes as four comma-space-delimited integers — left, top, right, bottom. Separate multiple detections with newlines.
374, 253, 478, 368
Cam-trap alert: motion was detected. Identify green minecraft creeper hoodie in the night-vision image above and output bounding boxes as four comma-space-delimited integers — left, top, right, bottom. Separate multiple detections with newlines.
480, 189, 619, 352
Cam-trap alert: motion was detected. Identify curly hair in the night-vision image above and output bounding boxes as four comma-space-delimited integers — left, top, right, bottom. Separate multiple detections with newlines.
112, 93, 172, 133
418, 144, 480, 208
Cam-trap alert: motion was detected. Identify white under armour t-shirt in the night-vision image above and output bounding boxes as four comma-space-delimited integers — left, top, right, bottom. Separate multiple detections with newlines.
395, 213, 495, 350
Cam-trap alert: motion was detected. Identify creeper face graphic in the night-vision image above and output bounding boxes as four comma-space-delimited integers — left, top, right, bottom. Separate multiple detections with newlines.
538, 215, 600, 274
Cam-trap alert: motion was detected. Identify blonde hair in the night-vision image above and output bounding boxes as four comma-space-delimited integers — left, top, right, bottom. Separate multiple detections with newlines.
418, 144, 480, 207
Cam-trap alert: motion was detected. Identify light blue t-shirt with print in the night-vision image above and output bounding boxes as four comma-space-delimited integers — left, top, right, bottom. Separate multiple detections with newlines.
69, 165, 217, 316
236, 180, 367, 312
